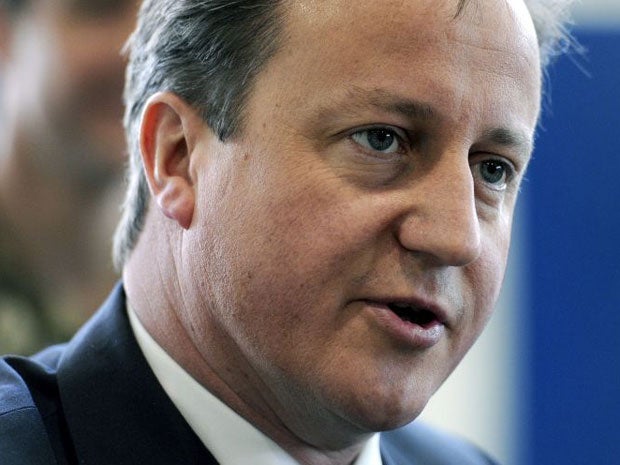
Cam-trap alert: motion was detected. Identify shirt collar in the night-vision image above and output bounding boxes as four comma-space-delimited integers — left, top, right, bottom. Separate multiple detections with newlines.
127, 305, 382, 465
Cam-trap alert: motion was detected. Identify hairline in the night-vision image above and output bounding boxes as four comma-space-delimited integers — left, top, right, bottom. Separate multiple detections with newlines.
113, 0, 574, 270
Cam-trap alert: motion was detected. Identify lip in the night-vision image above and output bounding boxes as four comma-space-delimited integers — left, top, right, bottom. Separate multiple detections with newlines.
360, 296, 447, 349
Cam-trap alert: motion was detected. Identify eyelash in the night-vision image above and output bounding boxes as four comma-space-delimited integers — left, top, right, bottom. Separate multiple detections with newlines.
473, 158, 516, 191
346, 125, 518, 190
349, 126, 409, 158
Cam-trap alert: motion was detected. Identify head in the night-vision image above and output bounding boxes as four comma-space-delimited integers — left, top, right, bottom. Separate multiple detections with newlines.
114, 0, 573, 267
0, 0, 138, 187
120, 0, 573, 448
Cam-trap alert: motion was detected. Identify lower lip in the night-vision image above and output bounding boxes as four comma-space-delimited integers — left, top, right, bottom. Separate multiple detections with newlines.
363, 302, 444, 349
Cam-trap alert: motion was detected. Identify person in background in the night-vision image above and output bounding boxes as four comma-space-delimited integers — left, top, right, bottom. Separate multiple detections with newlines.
0, 0, 137, 354
0, 0, 574, 463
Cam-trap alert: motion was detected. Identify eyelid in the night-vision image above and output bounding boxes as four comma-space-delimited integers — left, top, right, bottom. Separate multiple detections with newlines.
472, 152, 517, 175
349, 124, 409, 140
474, 144, 528, 172
347, 124, 411, 151
472, 158, 515, 193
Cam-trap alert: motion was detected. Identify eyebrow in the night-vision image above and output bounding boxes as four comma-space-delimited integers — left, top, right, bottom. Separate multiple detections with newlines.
480, 127, 533, 158
363, 89, 438, 122
326, 87, 439, 123
315, 87, 533, 155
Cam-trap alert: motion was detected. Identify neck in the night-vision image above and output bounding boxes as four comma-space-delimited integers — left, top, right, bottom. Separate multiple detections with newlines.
124, 219, 373, 465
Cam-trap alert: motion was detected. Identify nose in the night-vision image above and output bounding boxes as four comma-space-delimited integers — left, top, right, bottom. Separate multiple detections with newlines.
396, 157, 481, 267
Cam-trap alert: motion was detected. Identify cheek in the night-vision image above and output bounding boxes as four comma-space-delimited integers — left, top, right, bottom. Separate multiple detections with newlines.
459, 219, 512, 348
193, 173, 373, 351
225, 195, 355, 315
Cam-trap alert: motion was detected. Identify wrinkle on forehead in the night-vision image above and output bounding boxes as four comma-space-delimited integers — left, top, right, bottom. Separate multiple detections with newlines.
291, 0, 462, 31
289, 0, 538, 56
264, 0, 541, 138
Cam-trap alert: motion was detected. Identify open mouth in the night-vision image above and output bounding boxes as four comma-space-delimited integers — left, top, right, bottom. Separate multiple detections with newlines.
387, 302, 438, 328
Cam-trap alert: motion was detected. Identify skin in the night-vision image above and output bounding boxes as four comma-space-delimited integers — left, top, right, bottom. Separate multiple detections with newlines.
125, 0, 541, 464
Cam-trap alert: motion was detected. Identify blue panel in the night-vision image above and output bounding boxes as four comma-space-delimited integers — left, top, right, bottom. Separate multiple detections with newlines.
527, 30, 620, 464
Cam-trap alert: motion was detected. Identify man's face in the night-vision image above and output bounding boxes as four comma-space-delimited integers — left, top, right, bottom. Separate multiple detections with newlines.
6, 0, 136, 183
181, 0, 540, 445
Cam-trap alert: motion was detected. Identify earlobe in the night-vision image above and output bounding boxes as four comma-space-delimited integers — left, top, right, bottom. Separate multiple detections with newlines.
140, 92, 200, 230
156, 177, 195, 230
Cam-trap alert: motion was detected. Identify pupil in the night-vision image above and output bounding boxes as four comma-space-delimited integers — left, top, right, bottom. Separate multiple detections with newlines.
482, 161, 504, 183
368, 129, 394, 151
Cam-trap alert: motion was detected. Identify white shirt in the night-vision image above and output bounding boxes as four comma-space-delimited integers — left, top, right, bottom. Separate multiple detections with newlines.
127, 306, 382, 465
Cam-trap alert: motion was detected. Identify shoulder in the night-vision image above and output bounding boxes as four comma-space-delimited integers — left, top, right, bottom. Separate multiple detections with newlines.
380, 421, 500, 465
0, 345, 64, 420
0, 347, 66, 463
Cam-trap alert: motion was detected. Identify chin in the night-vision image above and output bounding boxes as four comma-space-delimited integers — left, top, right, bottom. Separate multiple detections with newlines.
332, 384, 433, 434
358, 416, 419, 435
358, 403, 426, 433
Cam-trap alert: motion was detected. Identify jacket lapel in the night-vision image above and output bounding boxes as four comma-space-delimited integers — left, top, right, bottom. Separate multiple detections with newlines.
56, 283, 218, 465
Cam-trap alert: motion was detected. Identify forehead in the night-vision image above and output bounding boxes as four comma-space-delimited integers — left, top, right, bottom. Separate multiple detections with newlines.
280, 0, 539, 79
254, 0, 541, 138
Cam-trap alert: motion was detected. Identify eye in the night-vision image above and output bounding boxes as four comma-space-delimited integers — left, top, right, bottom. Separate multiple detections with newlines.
351, 127, 405, 154
476, 159, 513, 189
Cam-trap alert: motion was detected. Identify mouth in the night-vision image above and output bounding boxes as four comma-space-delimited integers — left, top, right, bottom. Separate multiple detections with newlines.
361, 297, 446, 348
387, 302, 439, 328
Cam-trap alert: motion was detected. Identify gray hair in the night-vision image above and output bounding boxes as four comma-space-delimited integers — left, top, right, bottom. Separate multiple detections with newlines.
527, 0, 575, 67
113, 0, 576, 270
113, 0, 284, 269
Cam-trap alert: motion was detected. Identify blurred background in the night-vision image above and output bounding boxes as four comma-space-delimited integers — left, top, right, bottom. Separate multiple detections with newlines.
0, 0, 138, 354
1, 1, 618, 464
422, 2, 620, 464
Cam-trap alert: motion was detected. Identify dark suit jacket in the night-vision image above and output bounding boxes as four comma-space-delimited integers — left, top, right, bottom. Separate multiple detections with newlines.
0, 283, 499, 464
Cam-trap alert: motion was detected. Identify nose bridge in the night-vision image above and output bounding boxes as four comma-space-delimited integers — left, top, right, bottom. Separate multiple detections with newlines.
398, 152, 481, 266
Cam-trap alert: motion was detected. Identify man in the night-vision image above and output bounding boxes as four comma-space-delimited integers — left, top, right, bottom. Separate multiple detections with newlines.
0, 0, 137, 353
0, 0, 573, 463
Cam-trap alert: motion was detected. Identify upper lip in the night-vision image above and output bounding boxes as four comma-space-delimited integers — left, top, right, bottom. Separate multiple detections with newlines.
360, 295, 450, 327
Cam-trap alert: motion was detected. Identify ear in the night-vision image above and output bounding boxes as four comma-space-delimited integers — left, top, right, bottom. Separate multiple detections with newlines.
140, 92, 203, 230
